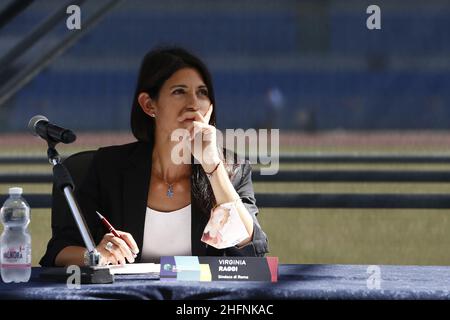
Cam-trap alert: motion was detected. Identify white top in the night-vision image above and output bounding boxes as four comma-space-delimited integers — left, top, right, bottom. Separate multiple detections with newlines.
141, 204, 192, 263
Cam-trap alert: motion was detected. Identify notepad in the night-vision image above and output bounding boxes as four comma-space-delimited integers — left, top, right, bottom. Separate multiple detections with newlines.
94, 263, 160, 275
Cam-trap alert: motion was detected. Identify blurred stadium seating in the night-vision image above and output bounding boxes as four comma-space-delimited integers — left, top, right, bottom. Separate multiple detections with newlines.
0, 0, 449, 132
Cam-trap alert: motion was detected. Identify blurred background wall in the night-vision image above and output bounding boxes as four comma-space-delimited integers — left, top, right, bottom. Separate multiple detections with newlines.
1, 0, 449, 133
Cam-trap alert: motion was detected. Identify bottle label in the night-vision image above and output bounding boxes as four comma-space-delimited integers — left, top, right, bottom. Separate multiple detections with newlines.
1, 245, 31, 267
1, 264, 31, 269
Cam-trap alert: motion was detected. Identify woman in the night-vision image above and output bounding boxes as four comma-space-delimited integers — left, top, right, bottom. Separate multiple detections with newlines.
40, 47, 268, 267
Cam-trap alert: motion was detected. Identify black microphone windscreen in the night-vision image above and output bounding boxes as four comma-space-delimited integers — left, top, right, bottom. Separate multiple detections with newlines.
62, 130, 77, 144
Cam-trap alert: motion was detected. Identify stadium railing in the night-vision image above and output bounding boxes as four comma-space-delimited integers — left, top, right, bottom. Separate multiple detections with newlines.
1, 154, 450, 209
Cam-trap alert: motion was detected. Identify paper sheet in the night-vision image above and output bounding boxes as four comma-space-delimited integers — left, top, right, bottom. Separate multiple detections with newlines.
201, 201, 249, 249
94, 263, 160, 275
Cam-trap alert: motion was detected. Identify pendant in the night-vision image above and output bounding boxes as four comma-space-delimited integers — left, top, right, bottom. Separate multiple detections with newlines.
166, 184, 174, 198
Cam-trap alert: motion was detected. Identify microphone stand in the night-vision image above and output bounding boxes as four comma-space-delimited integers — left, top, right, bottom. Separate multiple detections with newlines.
40, 140, 113, 284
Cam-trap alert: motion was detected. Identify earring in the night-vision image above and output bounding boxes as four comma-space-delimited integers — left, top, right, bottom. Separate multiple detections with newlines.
150, 114, 156, 118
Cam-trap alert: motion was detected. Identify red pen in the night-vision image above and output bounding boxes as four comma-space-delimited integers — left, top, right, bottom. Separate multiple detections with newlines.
96, 211, 138, 257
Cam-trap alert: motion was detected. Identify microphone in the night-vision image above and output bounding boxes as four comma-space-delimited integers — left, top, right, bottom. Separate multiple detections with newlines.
28, 115, 76, 144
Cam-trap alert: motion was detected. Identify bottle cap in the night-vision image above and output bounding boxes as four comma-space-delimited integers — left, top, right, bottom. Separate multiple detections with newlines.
9, 187, 23, 195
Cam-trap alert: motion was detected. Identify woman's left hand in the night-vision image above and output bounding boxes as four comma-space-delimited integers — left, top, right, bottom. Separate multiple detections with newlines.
177, 104, 220, 171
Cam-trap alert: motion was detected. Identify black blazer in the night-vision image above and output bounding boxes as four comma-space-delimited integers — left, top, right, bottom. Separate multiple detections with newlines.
40, 141, 268, 266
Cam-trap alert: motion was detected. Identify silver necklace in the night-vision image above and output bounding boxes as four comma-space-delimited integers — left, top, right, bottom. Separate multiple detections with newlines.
164, 181, 174, 198
153, 167, 175, 199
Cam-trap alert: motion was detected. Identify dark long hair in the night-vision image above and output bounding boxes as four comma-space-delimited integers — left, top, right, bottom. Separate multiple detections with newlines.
130, 47, 238, 214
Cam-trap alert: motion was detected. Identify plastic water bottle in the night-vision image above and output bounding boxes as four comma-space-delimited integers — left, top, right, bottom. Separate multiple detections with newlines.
0, 187, 31, 283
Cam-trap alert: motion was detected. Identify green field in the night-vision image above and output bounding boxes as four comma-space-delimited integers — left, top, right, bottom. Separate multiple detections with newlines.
1, 133, 450, 266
